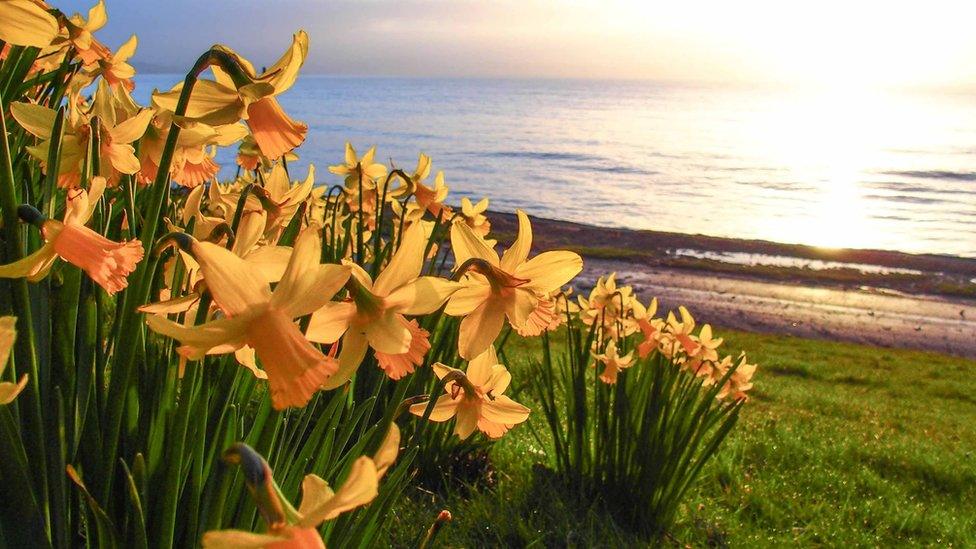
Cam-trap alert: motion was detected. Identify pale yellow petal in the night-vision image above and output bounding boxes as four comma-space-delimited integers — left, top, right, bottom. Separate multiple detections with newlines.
202, 529, 284, 548
457, 297, 506, 360
514, 251, 583, 293
444, 279, 490, 316
109, 109, 154, 144
297, 456, 379, 527
450, 220, 498, 266
373, 423, 400, 478
145, 314, 249, 359
372, 223, 426, 296
0, 317, 15, 375
481, 395, 530, 425
499, 209, 532, 271
383, 276, 459, 315
465, 346, 498, 387
0, 243, 58, 280
305, 302, 356, 344
409, 394, 458, 422
9, 102, 56, 139
365, 313, 411, 355
192, 241, 272, 317
322, 331, 367, 390
454, 403, 479, 439
297, 474, 335, 519
0, 376, 28, 405
0, 0, 58, 48
242, 246, 292, 284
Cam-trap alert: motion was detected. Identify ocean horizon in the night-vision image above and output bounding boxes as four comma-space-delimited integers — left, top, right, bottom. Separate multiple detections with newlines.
134, 75, 976, 259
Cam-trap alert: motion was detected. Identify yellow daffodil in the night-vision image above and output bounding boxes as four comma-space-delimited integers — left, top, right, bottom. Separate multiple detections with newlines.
307, 223, 460, 386
145, 225, 350, 409
11, 88, 153, 188
456, 197, 491, 238
716, 354, 757, 401
409, 346, 530, 439
0, 177, 143, 294
592, 339, 634, 385
152, 31, 309, 160
0, 0, 59, 48
91, 34, 137, 90
633, 298, 663, 358
0, 317, 28, 404
328, 142, 388, 188
138, 114, 247, 188
445, 210, 582, 359
202, 425, 399, 548
61, 0, 110, 65
661, 306, 698, 359
392, 153, 452, 220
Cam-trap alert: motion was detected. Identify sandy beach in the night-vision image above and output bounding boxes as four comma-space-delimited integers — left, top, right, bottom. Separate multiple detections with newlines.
490, 212, 976, 358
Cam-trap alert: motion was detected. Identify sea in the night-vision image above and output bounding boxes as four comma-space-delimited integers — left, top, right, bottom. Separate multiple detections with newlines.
133, 76, 976, 258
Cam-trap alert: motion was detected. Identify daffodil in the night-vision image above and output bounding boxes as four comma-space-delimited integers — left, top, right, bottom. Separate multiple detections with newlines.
61, 0, 110, 65
661, 306, 698, 359
91, 34, 137, 90
145, 225, 350, 409
409, 346, 530, 439
0, 0, 59, 48
392, 153, 452, 220
716, 354, 757, 401
138, 114, 247, 188
328, 142, 388, 189
456, 197, 491, 238
0, 317, 28, 404
202, 425, 398, 548
11, 87, 153, 188
306, 223, 460, 386
152, 31, 309, 160
592, 339, 634, 385
633, 297, 663, 358
0, 177, 143, 294
445, 210, 582, 359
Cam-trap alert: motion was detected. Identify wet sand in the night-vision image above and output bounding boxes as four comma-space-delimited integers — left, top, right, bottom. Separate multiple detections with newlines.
488, 212, 976, 358
580, 259, 976, 359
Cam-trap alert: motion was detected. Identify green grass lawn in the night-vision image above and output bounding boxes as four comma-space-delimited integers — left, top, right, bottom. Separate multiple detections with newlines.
389, 329, 976, 547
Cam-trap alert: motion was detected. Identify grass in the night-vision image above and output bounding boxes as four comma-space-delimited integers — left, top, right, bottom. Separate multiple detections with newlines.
389, 329, 976, 547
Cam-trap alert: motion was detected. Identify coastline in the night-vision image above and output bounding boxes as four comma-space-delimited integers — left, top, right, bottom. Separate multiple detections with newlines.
489, 212, 976, 358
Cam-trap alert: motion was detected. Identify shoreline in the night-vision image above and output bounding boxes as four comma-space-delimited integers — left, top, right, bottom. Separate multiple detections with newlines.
489, 212, 976, 358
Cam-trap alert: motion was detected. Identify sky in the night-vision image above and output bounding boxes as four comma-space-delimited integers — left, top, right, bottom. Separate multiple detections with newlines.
57, 0, 976, 88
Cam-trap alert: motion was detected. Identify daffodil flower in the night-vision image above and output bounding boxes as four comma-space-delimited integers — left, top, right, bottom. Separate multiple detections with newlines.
716, 354, 757, 401
662, 306, 698, 358
633, 298, 663, 358
152, 31, 309, 160
0, 317, 28, 404
0, 0, 59, 48
145, 225, 350, 409
391, 153, 452, 220
592, 339, 634, 385
328, 142, 388, 188
445, 210, 582, 359
409, 347, 530, 439
0, 177, 143, 294
61, 0, 111, 65
202, 425, 399, 548
92, 34, 137, 90
307, 223, 460, 386
11, 90, 153, 188
138, 114, 248, 188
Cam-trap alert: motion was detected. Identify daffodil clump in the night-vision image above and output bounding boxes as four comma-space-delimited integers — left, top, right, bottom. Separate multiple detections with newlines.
0, 3, 755, 546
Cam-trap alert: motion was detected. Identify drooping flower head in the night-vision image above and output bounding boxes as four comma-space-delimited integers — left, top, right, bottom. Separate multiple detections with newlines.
0, 177, 144, 294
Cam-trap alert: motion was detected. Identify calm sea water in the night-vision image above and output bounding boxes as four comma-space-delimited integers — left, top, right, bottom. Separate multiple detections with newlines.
134, 76, 976, 258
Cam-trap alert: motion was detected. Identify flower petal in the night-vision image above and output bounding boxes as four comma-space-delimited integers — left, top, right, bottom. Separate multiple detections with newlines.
372, 223, 426, 296
443, 279, 489, 316
297, 456, 379, 527
514, 251, 583, 293
365, 313, 411, 355
383, 276, 459, 315
192, 241, 272, 317
457, 297, 506, 360
499, 209, 532, 271
305, 302, 356, 344
409, 394, 459, 422
450, 220, 498, 266
201, 529, 285, 548
145, 314, 249, 360
322, 331, 368, 390
0, 0, 59, 48
481, 395, 530, 426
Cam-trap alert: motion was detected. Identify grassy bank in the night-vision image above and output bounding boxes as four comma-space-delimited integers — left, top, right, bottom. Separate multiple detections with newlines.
390, 330, 976, 546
